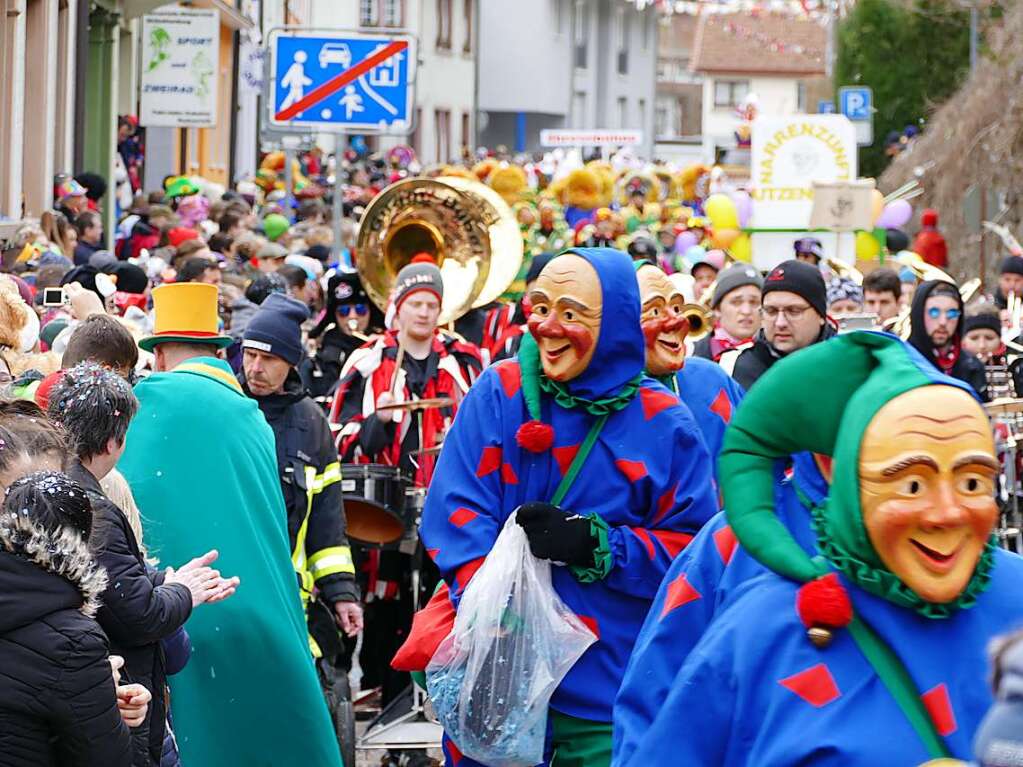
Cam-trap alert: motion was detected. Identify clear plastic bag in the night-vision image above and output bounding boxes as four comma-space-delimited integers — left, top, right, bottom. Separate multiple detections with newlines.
426, 513, 597, 767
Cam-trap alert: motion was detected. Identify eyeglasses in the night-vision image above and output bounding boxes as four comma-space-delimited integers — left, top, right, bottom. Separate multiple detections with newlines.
926, 307, 961, 321
760, 305, 811, 322
338, 304, 368, 317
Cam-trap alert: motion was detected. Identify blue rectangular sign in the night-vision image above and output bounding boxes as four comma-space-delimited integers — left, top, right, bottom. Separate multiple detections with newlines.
268, 31, 416, 132
838, 87, 873, 121
818, 100, 835, 114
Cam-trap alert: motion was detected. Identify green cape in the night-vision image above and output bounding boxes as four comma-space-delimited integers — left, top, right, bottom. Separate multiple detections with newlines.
118, 358, 341, 767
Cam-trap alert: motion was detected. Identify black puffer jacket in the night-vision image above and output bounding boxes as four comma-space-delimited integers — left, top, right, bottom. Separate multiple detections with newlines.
70, 462, 192, 767
0, 509, 133, 766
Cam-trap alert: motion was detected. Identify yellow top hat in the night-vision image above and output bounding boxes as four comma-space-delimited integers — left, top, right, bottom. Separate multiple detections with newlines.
138, 282, 232, 352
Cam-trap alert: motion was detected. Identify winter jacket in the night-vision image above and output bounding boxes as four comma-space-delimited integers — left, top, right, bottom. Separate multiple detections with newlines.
244, 369, 358, 608
70, 461, 192, 767
731, 324, 838, 392
0, 509, 133, 766
908, 280, 989, 401
298, 325, 364, 401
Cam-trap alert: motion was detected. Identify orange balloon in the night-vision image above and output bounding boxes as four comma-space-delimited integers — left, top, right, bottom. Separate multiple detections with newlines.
870, 189, 885, 225
712, 228, 740, 249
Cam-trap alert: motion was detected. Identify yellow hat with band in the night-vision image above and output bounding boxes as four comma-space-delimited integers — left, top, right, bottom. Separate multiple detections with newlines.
139, 282, 232, 352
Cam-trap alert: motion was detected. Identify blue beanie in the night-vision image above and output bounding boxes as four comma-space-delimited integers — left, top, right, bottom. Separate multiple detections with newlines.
242, 293, 309, 366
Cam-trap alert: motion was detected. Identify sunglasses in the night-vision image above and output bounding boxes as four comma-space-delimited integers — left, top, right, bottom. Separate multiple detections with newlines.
926, 307, 961, 321
338, 304, 369, 317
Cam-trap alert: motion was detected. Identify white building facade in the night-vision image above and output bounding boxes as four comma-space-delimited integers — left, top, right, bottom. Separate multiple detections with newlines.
479, 0, 658, 157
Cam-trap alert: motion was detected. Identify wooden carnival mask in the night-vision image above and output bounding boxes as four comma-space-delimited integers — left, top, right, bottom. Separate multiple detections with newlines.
527, 254, 602, 382
859, 386, 998, 603
637, 265, 689, 377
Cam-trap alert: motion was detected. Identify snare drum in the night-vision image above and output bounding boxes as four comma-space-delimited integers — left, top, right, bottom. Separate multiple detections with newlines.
341, 464, 409, 546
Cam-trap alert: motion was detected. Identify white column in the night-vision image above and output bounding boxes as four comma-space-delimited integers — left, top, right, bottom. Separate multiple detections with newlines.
22, 0, 59, 217
0, 1, 27, 220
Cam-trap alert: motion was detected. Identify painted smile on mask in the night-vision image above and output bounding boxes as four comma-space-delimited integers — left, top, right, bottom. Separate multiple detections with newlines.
527, 255, 602, 382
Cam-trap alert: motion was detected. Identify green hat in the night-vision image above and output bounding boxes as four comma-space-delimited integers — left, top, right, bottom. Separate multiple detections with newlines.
164, 176, 200, 200
720, 331, 993, 616
262, 213, 290, 242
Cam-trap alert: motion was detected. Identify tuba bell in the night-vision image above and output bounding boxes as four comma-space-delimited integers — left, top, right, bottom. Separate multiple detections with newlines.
355, 176, 523, 324
680, 303, 713, 342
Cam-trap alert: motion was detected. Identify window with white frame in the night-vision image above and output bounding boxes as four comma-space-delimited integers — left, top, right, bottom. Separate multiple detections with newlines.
713, 80, 749, 108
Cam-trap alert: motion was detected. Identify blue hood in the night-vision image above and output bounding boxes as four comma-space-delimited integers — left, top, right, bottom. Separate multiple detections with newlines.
557, 247, 645, 400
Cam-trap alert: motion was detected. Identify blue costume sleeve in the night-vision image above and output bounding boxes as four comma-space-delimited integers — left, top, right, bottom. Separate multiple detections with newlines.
602, 411, 716, 600
420, 371, 506, 605
613, 512, 734, 765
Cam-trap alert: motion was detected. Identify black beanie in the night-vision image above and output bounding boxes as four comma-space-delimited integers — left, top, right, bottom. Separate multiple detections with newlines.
762, 259, 828, 319
306, 244, 331, 263
394, 261, 443, 310
1001, 255, 1023, 277
102, 262, 149, 294
962, 312, 1002, 337
245, 273, 288, 305
242, 293, 309, 366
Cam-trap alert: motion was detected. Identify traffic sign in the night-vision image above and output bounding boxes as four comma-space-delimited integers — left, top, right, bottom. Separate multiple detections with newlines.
817, 100, 835, 115
838, 86, 874, 146
838, 86, 872, 121
267, 30, 417, 133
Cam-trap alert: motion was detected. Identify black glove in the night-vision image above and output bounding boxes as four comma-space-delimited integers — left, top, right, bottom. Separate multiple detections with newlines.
515, 502, 597, 567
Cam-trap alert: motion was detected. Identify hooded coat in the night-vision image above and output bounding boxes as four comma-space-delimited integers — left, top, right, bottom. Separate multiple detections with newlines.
420, 248, 717, 732
908, 280, 987, 400
0, 511, 133, 767
630, 333, 1023, 765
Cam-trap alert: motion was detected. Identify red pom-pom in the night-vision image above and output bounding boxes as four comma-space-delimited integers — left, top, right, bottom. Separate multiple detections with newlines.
796, 573, 852, 630
516, 420, 555, 453
410, 252, 437, 265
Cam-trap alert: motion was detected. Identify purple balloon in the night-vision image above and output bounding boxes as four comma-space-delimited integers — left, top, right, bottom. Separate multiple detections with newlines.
875, 199, 913, 229
732, 191, 753, 228
674, 231, 698, 254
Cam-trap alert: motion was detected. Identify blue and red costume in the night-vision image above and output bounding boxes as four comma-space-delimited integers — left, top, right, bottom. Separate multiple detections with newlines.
419, 248, 717, 765
671, 357, 744, 483
613, 452, 825, 766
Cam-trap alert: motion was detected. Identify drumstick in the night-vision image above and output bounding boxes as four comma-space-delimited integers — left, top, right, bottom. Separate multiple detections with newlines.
390, 339, 406, 397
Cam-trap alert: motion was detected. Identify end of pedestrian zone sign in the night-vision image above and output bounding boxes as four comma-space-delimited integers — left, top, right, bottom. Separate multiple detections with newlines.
267, 29, 417, 134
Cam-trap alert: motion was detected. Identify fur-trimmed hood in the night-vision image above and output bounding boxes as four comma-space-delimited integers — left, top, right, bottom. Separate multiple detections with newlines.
0, 511, 107, 630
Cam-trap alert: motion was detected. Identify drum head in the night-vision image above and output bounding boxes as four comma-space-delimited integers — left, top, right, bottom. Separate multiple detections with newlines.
344, 496, 405, 545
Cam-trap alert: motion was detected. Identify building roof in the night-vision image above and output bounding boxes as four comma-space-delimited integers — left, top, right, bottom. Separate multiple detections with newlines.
659, 13, 700, 59
690, 12, 826, 76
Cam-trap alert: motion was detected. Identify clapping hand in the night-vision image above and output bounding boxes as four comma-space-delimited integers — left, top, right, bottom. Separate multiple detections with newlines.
166, 550, 241, 607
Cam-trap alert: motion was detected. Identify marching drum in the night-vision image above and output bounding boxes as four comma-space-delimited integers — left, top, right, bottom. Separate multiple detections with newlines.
340, 464, 410, 546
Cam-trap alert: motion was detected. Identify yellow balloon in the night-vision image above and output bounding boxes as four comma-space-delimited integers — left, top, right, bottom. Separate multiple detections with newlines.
705, 193, 739, 230
870, 189, 885, 225
856, 231, 881, 260
730, 233, 752, 263
712, 228, 740, 249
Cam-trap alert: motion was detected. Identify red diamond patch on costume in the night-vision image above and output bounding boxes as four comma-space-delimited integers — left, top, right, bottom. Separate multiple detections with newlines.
444, 734, 464, 766
616, 459, 649, 482
709, 388, 733, 424
921, 683, 957, 736
779, 663, 841, 708
661, 572, 701, 617
577, 614, 600, 638
448, 507, 479, 528
495, 360, 521, 399
713, 525, 738, 564
651, 530, 693, 558
553, 443, 580, 476
476, 446, 502, 477
639, 386, 678, 421
454, 557, 484, 594
651, 482, 680, 525
501, 462, 519, 485
631, 527, 656, 559
426, 548, 440, 561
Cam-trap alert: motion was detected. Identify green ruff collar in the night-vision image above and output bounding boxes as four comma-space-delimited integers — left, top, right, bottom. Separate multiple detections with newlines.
519, 332, 643, 419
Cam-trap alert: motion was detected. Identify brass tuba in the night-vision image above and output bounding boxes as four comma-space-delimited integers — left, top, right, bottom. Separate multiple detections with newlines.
680, 303, 713, 342
356, 176, 523, 324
